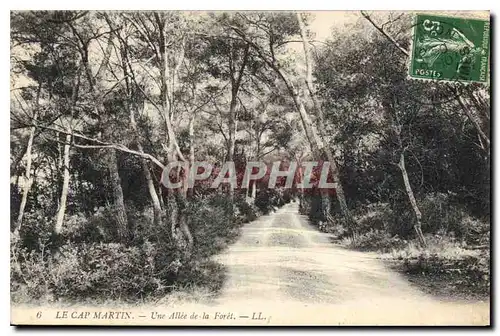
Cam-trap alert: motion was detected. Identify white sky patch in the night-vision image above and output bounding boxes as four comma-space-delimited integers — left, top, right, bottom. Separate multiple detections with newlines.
308, 11, 360, 42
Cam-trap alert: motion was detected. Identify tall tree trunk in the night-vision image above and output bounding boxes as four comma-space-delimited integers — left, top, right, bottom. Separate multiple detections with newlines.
129, 102, 162, 227
227, 101, 236, 204
282, 75, 354, 229
321, 193, 331, 223
52, 62, 81, 235
296, 163, 305, 213
54, 132, 72, 234
382, 96, 426, 247
154, 12, 193, 252
297, 13, 354, 229
11, 133, 38, 175
165, 185, 193, 252
177, 194, 193, 252
398, 152, 426, 247
177, 118, 195, 253
249, 127, 262, 205
15, 86, 41, 231
108, 149, 128, 242
297, 13, 327, 133
187, 116, 196, 198
226, 43, 250, 205
15, 112, 37, 231
112, 16, 164, 231
72, 22, 130, 239
141, 157, 162, 228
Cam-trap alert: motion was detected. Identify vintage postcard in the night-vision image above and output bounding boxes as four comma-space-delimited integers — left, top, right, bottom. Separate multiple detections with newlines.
10, 10, 490, 326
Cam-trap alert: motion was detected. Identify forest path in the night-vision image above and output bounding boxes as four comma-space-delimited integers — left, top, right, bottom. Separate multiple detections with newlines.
209, 201, 490, 325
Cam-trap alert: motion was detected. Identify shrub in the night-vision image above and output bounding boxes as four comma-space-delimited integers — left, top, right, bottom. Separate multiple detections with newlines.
60, 212, 105, 244
386, 192, 488, 239
11, 239, 180, 303
234, 196, 260, 224
17, 211, 54, 252
254, 188, 282, 214
418, 193, 469, 237
386, 234, 490, 294
315, 202, 393, 242
352, 202, 393, 233
11, 234, 53, 302
342, 229, 407, 252
11, 191, 285, 304
175, 259, 226, 294
298, 196, 311, 216
60, 206, 135, 245
186, 194, 237, 259
460, 214, 490, 246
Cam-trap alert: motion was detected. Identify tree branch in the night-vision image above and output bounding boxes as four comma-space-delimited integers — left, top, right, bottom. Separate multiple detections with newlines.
360, 11, 410, 57
22, 123, 166, 169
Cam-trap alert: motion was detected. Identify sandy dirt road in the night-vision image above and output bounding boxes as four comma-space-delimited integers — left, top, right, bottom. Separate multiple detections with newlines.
10, 201, 490, 326
210, 201, 490, 326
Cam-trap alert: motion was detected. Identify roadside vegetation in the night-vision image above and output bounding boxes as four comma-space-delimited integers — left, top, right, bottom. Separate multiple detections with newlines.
11, 11, 489, 304
298, 13, 490, 301
11, 191, 289, 304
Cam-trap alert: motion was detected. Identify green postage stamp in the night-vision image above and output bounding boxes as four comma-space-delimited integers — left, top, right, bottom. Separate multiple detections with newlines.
409, 14, 490, 83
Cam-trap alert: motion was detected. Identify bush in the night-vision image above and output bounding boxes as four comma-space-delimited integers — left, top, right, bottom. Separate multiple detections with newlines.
389, 235, 474, 260
11, 239, 180, 303
254, 188, 283, 214
175, 259, 226, 294
353, 202, 392, 233
186, 194, 237, 259
11, 191, 285, 304
298, 196, 311, 216
17, 211, 54, 252
11, 234, 52, 302
418, 193, 469, 237
61, 206, 140, 245
59, 212, 106, 244
306, 194, 327, 224
342, 229, 407, 252
314, 202, 393, 242
386, 192, 489, 240
386, 234, 490, 295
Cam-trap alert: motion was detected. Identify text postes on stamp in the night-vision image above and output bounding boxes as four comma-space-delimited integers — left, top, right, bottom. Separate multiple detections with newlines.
409, 14, 490, 83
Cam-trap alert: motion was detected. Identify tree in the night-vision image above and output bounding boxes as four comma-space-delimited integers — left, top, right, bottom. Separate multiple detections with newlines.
219, 13, 357, 229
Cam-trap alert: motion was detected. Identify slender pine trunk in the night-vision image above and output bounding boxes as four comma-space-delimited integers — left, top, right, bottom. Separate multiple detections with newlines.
188, 116, 195, 198
15, 112, 37, 230
297, 13, 354, 230
15, 86, 40, 232
108, 149, 129, 242
129, 103, 162, 227
398, 152, 426, 247
54, 132, 72, 234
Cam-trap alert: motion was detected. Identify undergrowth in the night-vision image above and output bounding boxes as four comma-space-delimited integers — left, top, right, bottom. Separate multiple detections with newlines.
11, 194, 282, 304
